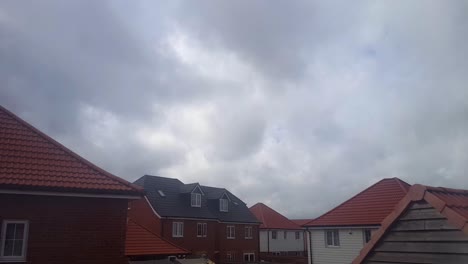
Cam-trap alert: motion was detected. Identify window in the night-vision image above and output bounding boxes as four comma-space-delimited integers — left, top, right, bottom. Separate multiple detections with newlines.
0, 220, 29, 262
295, 231, 301, 240
172, 222, 184, 237
283, 231, 287, 239
227, 226, 235, 239
272, 230, 277, 239
245, 226, 253, 239
363, 229, 372, 244
157, 190, 166, 197
243, 253, 255, 262
220, 198, 228, 212
197, 223, 207, 237
325, 230, 340, 247
226, 251, 235, 262
191, 193, 201, 207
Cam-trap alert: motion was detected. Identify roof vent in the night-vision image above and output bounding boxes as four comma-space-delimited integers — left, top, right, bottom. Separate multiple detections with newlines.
158, 190, 166, 197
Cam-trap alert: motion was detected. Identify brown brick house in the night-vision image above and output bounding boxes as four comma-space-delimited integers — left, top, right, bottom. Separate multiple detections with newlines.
0, 105, 143, 264
129, 175, 261, 264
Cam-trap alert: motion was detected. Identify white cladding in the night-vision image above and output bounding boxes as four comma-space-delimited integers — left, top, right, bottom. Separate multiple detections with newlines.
310, 228, 377, 264
259, 230, 305, 252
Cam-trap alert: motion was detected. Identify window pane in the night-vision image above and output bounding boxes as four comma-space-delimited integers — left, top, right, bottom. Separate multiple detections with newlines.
333, 231, 339, 246
15, 224, 25, 239
3, 239, 14, 256
326, 231, 332, 245
13, 240, 23, 256
5, 224, 15, 239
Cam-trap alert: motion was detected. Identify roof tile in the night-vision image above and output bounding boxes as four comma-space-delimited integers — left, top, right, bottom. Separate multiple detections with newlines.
250, 203, 301, 229
126, 220, 189, 256
0, 105, 142, 195
305, 178, 410, 227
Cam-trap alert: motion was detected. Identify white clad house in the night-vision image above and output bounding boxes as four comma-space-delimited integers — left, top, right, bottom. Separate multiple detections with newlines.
303, 178, 411, 264
250, 203, 307, 264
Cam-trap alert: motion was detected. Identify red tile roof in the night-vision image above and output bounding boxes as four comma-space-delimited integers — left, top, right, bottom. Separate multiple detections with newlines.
126, 220, 189, 256
352, 184, 468, 264
250, 203, 302, 230
305, 178, 410, 227
291, 219, 314, 226
0, 105, 142, 195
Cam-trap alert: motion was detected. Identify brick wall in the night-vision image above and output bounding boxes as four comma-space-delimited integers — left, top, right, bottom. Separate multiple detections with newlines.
159, 219, 259, 264
0, 193, 129, 264
128, 198, 162, 234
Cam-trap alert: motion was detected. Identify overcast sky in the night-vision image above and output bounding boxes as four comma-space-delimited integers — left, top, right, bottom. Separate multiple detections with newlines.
1, 1, 468, 219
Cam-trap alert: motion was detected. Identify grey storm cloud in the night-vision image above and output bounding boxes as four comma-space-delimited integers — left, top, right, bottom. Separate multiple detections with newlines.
1, 0, 468, 218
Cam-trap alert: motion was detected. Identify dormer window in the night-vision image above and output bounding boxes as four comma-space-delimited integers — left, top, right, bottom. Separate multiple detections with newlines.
191, 193, 201, 207
220, 198, 228, 212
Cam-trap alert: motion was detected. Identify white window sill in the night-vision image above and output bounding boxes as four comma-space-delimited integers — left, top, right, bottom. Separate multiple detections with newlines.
172, 236, 184, 238
227, 237, 235, 239
0, 259, 26, 263
325, 245, 340, 248
245, 237, 253, 239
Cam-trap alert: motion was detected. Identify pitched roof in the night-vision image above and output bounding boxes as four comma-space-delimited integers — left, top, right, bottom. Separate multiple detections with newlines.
134, 175, 260, 223
352, 184, 468, 264
291, 219, 315, 226
305, 178, 411, 227
125, 220, 189, 256
0, 105, 142, 195
250, 203, 302, 230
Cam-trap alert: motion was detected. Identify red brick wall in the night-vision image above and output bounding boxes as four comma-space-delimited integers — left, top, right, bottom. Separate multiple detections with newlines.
161, 219, 217, 258
217, 223, 259, 263
128, 198, 162, 234
159, 219, 259, 264
0, 193, 129, 264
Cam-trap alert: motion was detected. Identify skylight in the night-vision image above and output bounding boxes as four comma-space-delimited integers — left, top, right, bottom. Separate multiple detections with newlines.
158, 190, 166, 197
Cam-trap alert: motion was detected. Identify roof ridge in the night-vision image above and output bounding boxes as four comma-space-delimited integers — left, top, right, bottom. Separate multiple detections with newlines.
393, 177, 411, 193
0, 105, 142, 194
305, 178, 408, 226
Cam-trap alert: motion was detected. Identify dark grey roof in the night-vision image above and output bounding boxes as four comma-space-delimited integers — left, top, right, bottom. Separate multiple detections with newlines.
134, 175, 260, 224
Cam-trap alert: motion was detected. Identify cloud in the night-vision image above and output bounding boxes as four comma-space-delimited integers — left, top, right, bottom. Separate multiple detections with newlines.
1, 0, 468, 218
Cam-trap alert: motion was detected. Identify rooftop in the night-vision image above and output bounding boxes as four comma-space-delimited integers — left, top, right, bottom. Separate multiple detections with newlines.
0, 105, 142, 195
305, 178, 411, 227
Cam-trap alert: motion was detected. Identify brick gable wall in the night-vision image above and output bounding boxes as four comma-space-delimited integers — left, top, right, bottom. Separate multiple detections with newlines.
0, 193, 129, 264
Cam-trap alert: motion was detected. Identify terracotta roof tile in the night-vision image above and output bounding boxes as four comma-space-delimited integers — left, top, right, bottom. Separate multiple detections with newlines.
125, 220, 189, 256
291, 219, 315, 226
250, 203, 301, 229
0, 105, 142, 195
305, 178, 410, 227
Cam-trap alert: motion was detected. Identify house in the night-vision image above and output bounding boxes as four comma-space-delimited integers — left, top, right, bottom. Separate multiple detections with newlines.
249, 203, 307, 264
0, 105, 143, 263
303, 178, 411, 264
130, 175, 261, 264
352, 184, 468, 264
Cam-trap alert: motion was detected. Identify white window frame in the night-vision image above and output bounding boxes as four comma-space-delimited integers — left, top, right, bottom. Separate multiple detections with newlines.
271, 230, 277, 239
0, 220, 29, 262
283, 231, 287, 240
243, 253, 255, 262
325, 229, 340, 247
197, 223, 207, 238
227, 225, 235, 239
219, 198, 228, 212
226, 251, 235, 262
245, 226, 253, 239
172, 222, 184, 238
295, 231, 301, 240
191, 193, 201, 207
363, 228, 372, 244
